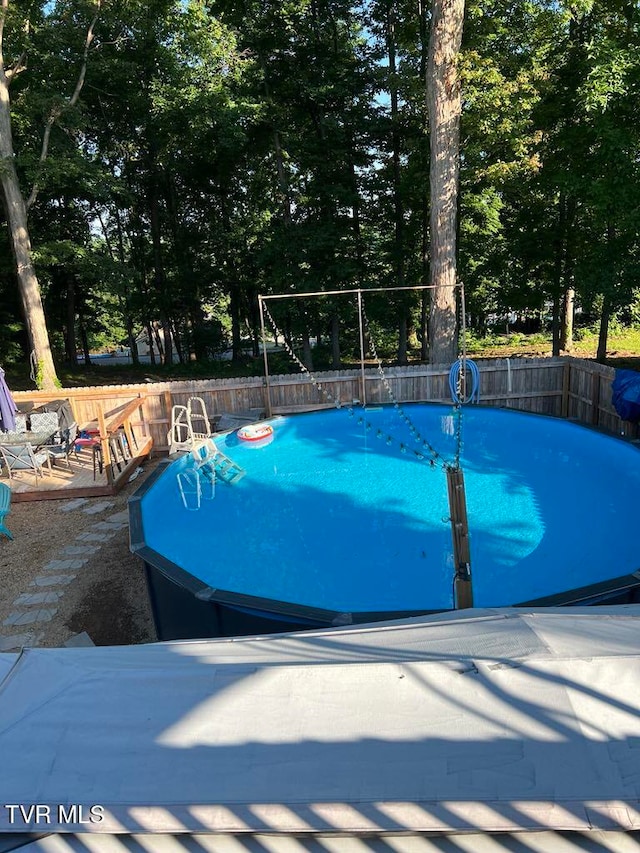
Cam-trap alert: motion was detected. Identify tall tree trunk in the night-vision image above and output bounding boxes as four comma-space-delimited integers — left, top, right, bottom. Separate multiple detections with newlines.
427, 0, 464, 365
114, 209, 139, 365
274, 127, 292, 227
65, 274, 77, 365
171, 319, 184, 364
420, 293, 429, 361
125, 309, 139, 364
190, 303, 208, 361
98, 207, 136, 363
387, 1, 407, 363
152, 320, 164, 363
230, 286, 243, 362
419, 0, 430, 362
249, 290, 261, 358
347, 129, 363, 278
285, 314, 293, 349
331, 313, 341, 369
388, 3, 402, 281
551, 293, 561, 356
597, 293, 611, 363
560, 287, 575, 351
398, 308, 409, 365
148, 170, 172, 367
146, 320, 156, 365
0, 80, 58, 388
551, 194, 565, 356
79, 320, 91, 366
559, 197, 576, 352
597, 223, 615, 363
260, 62, 292, 229
302, 330, 314, 371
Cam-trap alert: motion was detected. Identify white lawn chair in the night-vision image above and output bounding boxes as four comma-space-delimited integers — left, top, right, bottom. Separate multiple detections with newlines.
0, 443, 51, 484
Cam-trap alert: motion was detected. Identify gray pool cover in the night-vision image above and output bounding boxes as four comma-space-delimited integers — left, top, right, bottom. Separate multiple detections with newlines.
0, 607, 639, 836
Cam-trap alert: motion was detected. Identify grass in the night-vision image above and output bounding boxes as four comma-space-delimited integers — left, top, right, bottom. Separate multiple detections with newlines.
465, 324, 640, 370
4, 355, 266, 392
5, 325, 640, 392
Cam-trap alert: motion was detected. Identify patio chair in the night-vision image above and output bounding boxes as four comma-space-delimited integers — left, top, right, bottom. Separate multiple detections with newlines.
0, 443, 51, 485
29, 411, 60, 442
0, 482, 12, 540
43, 421, 79, 469
14, 413, 27, 432
1, 414, 29, 441
75, 431, 102, 479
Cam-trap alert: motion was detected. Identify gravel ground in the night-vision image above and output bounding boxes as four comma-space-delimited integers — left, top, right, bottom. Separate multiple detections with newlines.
0, 458, 162, 650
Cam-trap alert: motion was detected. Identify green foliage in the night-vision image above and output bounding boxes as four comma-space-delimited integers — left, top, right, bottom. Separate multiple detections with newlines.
2, 0, 640, 377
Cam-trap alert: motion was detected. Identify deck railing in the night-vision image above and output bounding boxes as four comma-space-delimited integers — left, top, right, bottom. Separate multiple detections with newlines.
96, 396, 151, 486
11, 390, 153, 492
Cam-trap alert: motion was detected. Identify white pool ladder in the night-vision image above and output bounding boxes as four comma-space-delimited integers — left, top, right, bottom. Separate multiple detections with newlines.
187, 397, 211, 442
168, 397, 213, 454
168, 405, 193, 454
192, 439, 245, 486
177, 470, 204, 510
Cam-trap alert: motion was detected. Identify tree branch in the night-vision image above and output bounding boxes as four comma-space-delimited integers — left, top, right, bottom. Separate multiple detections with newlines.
5, 51, 26, 83
26, 2, 100, 211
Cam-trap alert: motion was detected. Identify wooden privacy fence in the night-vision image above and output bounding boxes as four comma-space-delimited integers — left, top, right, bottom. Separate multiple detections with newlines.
565, 357, 640, 438
11, 356, 639, 453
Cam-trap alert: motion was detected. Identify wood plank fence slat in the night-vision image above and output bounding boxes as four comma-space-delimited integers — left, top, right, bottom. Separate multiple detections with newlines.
11, 356, 639, 451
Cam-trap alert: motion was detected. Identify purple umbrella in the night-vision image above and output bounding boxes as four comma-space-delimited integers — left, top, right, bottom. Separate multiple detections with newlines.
0, 368, 17, 432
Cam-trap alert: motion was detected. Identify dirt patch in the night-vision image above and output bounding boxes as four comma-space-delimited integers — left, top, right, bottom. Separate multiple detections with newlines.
47, 522, 155, 647
0, 459, 162, 649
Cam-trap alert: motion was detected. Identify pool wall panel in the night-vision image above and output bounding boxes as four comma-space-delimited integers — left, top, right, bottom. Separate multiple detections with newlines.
144, 562, 221, 641
143, 559, 335, 640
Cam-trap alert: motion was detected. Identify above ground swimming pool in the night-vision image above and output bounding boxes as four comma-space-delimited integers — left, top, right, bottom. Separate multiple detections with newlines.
130, 404, 640, 639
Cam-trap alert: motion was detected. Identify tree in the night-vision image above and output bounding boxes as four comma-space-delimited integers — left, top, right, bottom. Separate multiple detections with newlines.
0, 0, 98, 388
0, 1, 57, 388
531, 1, 640, 358
427, 0, 465, 364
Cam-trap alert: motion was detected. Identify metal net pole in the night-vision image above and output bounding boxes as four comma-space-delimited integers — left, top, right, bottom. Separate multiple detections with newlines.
357, 290, 367, 406
258, 297, 273, 418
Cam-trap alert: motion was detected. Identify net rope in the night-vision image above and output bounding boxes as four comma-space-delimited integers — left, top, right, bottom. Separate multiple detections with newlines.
359, 297, 453, 470
262, 299, 458, 472
262, 302, 344, 409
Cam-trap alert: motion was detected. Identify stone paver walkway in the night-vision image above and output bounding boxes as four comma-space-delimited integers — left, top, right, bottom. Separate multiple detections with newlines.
0, 501, 128, 653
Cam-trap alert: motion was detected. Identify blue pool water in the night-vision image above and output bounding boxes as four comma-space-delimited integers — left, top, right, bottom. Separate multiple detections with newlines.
140, 405, 640, 612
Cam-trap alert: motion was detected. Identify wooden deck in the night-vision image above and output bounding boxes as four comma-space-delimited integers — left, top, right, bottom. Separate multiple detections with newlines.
3, 437, 153, 503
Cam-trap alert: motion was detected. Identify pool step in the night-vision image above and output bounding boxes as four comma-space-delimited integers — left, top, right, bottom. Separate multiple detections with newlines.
214, 453, 245, 485
192, 440, 245, 487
